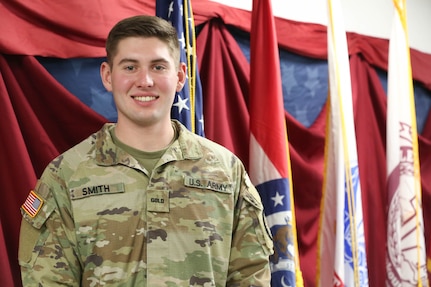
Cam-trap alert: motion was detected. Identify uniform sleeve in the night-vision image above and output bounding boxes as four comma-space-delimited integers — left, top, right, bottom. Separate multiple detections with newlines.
18, 179, 81, 287
227, 170, 273, 287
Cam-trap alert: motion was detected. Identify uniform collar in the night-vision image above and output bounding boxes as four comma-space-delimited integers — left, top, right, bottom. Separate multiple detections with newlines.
94, 121, 203, 167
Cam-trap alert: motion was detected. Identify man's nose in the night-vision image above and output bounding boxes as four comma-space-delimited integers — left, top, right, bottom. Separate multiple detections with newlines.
136, 70, 154, 87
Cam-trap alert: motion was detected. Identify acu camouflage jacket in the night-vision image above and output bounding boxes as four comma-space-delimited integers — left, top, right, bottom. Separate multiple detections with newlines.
19, 120, 273, 287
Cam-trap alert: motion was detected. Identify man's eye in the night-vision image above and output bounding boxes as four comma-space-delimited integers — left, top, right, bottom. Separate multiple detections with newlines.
125, 65, 135, 71
154, 65, 166, 71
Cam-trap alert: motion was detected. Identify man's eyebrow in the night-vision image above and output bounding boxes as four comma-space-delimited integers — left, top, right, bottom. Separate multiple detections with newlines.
150, 58, 170, 65
116, 58, 171, 66
117, 58, 139, 65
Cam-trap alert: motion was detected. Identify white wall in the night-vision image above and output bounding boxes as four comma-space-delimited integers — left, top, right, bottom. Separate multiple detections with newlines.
211, 0, 431, 54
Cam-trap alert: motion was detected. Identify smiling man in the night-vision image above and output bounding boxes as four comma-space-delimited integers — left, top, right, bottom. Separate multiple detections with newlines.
18, 15, 273, 287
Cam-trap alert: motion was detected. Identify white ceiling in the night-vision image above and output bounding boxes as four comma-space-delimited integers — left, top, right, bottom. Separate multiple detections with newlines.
210, 0, 431, 54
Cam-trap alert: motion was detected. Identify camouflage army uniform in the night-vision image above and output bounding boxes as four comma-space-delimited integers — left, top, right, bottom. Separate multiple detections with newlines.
19, 120, 273, 287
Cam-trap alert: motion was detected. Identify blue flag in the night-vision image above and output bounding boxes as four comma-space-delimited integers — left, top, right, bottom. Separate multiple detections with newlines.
156, 0, 204, 136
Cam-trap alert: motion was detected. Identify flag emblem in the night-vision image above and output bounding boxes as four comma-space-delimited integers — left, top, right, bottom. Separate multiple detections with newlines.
22, 190, 43, 218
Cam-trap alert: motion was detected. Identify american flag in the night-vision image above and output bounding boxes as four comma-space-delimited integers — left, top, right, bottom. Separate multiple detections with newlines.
22, 190, 43, 218
156, 0, 204, 136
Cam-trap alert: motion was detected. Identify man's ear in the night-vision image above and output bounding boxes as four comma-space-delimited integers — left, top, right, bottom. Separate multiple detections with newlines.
100, 62, 113, 92
176, 62, 187, 92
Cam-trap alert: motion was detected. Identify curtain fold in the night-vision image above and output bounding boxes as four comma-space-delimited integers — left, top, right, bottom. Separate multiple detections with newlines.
197, 19, 251, 168
0, 220, 14, 286
350, 54, 389, 287
2, 0, 430, 90
285, 109, 326, 287
0, 1, 155, 57
0, 54, 107, 286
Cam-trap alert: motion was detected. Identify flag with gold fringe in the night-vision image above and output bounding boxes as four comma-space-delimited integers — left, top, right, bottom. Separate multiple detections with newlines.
385, 0, 428, 286
317, 0, 369, 286
249, 0, 303, 285
156, 0, 204, 136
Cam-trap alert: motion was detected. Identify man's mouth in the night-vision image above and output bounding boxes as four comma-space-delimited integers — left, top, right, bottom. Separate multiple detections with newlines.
133, 96, 157, 102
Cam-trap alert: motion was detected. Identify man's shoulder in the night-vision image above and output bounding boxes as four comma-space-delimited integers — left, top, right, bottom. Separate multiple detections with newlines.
46, 123, 114, 172
195, 135, 234, 156
63, 124, 110, 156
174, 121, 245, 172
175, 122, 235, 157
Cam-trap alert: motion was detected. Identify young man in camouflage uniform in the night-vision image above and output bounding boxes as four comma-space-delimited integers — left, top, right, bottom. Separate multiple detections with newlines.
18, 15, 273, 286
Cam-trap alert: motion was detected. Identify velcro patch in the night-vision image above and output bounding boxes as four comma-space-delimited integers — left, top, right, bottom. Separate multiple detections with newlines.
184, 176, 232, 193
22, 190, 44, 218
70, 183, 125, 200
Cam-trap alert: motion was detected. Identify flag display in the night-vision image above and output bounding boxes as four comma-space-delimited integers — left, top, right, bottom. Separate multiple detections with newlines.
317, 0, 368, 286
385, 0, 429, 286
156, 0, 204, 136
249, 0, 303, 286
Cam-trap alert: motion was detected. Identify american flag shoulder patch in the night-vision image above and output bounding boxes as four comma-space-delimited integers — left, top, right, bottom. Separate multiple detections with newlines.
22, 190, 44, 218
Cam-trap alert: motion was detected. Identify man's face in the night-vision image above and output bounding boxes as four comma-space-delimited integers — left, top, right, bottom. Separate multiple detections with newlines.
101, 36, 185, 128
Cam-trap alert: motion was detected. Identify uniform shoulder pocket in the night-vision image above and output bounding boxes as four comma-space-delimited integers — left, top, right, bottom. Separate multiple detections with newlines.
18, 218, 42, 265
19, 182, 56, 266
21, 183, 56, 229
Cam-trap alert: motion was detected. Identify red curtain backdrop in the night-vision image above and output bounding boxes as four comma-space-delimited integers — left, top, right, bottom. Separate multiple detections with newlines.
1, 1, 431, 287
0, 54, 107, 285
197, 18, 251, 168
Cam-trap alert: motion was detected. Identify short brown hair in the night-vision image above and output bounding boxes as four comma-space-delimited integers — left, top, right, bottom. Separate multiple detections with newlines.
105, 15, 180, 67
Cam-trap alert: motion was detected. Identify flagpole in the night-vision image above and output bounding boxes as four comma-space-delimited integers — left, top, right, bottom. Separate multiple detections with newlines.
284, 117, 304, 286
183, 0, 195, 133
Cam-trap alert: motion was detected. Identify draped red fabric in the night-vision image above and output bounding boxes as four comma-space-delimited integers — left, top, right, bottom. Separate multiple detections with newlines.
1, 55, 39, 286
0, 1, 155, 57
285, 109, 326, 286
0, 220, 14, 286
196, 19, 251, 169
420, 136, 431, 255
350, 54, 389, 287
1, 1, 431, 286
2, 0, 431, 89
417, 87, 431, 281
0, 54, 107, 286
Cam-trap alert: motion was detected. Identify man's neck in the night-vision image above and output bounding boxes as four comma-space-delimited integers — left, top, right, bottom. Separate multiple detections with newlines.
114, 120, 175, 152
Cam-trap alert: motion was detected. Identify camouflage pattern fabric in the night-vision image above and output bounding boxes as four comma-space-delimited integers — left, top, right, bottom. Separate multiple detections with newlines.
19, 120, 273, 287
